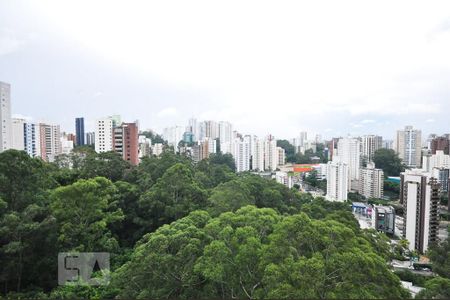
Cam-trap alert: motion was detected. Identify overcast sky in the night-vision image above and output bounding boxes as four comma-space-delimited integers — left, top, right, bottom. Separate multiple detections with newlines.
1, 0, 450, 139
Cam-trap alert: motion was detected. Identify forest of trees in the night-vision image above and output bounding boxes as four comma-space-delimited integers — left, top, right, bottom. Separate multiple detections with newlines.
0, 148, 449, 299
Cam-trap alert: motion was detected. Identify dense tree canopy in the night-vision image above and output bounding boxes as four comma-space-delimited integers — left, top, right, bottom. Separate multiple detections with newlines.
0, 149, 418, 299
112, 206, 409, 299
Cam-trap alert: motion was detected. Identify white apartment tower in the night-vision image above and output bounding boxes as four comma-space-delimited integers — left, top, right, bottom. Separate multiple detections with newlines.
337, 137, 361, 190
0, 81, 12, 152
11, 118, 26, 151
233, 137, 251, 172
326, 159, 349, 202
361, 135, 383, 163
395, 126, 422, 168
264, 137, 278, 171
95, 117, 115, 153
359, 162, 384, 199
24, 122, 41, 157
251, 136, 265, 171
218, 121, 233, 144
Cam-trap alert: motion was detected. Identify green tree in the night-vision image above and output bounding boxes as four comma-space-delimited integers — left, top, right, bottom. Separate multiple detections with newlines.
415, 277, 450, 299
207, 179, 254, 216
277, 140, 296, 163
373, 149, 405, 177
138, 163, 208, 231
208, 152, 236, 172
428, 235, 450, 278
79, 151, 132, 182
50, 177, 124, 252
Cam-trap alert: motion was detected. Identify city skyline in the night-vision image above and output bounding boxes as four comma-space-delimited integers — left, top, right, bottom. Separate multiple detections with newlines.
1, 1, 450, 139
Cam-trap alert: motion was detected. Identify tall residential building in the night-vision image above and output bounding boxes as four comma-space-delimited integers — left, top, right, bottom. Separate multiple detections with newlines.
39, 123, 62, 162
430, 136, 450, 155
113, 122, 139, 165
85, 132, 95, 145
24, 122, 40, 157
11, 118, 26, 150
95, 117, 115, 153
162, 126, 184, 148
359, 162, 384, 199
60, 132, 74, 155
0, 81, 12, 152
422, 150, 450, 172
218, 121, 233, 143
395, 126, 422, 168
326, 159, 349, 202
138, 135, 152, 158
400, 170, 440, 253
337, 137, 361, 190
75, 117, 85, 146
251, 137, 264, 171
277, 146, 286, 166
361, 135, 383, 163
187, 118, 199, 141
204, 120, 219, 139
264, 136, 278, 171
233, 137, 250, 172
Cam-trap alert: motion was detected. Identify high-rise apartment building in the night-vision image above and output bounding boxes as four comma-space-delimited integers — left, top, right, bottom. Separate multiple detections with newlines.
75, 117, 85, 146
95, 117, 115, 153
11, 118, 25, 150
359, 162, 384, 199
0, 81, 12, 152
422, 150, 450, 172
400, 170, 440, 253
24, 122, 40, 157
233, 137, 251, 172
86, 132, 95, 145
39, 123, 62, 162
326, 159, 349, 202
204, 120, 219, 140
337, 137, 361, 190
113, 122, 139, 165
218, 121, 233, 144
277, 146, 285, 166
162, 126, 184, 148
430, 136, 450, 155
251, 136, 264, 171
187, 118, 199, 141
361, 135, 383, 163
395, 126, 422, 168
264, 136, 278, 171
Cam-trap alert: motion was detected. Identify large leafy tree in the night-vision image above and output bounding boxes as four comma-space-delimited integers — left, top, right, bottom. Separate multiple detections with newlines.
207, 179, 254, 216
0, 150, 58, 293
50, 177, 124, 252
111, 206, 409, 299
373, 149, 405, 176
138, 163, 208, 232
415, 277, 450, 299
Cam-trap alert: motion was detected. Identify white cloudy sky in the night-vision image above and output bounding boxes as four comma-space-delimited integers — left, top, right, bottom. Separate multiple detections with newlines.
1, 0, 450, 139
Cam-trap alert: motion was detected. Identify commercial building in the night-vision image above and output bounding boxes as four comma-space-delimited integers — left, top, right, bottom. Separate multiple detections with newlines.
75, 117, 85, 146
359, 162, 384, 199
400, 170, 440, 253
372, 205, 395, 235
395, 126, 422, 168
0, 81, 12, 152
